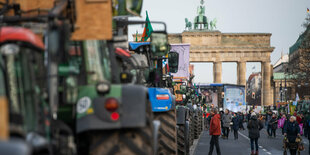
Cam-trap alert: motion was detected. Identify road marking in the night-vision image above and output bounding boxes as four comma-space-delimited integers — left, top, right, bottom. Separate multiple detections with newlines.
267, 152, 272, 154
262, 149, 266, 151
259, 146, 263, 148
238, 131, 250, 140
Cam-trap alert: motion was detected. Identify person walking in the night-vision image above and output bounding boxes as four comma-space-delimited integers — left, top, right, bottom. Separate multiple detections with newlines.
247, 112, 263, 155
222, 109, 232, 139
284, 116, 300, 155
278, 114, 287, 135
208, 108, 221, 155
230, 112, 234, 133
239, 112, 245, 130
303, 113, 308, 138
232, 113, 240, 140
220, 110, 224, 137
269, 114, 278, 138
266, 111, 272, 135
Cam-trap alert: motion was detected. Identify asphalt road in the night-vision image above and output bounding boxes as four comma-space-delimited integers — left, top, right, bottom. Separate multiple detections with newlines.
194, 123, 310, 155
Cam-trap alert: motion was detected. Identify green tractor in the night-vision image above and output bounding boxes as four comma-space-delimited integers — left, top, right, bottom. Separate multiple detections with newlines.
58, 40, 155, 155
0, 25, 75, 154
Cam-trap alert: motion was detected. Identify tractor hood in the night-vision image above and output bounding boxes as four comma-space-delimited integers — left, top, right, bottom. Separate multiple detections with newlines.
148, 87, 174, 112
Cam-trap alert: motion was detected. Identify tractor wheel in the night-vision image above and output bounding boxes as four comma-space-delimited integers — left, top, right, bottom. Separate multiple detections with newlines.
85, 101, 154, 155
177, 124, 189, 155
194, 114, 199, 139
177, 125, 185, 155
51, 120, 76, 155
189, 113, 195, 146
177, 124, 190, 155
155, 110, 177, 155
197, 111, 201, 134
89, 128, 153, 155
201, 112, 204, 132
198, 111, 203, 133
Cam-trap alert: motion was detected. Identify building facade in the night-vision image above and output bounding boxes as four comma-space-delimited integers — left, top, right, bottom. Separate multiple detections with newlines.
287, 25, 310, 100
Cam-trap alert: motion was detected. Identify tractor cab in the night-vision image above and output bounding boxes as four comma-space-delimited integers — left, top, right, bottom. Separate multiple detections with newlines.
0, 26, 49, 153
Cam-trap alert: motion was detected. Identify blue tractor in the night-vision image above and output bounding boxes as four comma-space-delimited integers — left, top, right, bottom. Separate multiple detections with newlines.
126, 35, 179, 154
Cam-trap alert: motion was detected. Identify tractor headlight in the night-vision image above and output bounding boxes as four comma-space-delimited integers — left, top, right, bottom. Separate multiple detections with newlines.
96, 82, 110, 94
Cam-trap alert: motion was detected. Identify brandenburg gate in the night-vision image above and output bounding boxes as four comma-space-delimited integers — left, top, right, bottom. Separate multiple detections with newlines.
168, 30, 274, 106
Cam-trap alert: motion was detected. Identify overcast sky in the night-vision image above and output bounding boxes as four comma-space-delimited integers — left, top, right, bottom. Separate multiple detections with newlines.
128, 0, 309, 84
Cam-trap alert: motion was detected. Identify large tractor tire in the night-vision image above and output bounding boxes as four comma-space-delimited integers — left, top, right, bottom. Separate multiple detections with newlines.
155, 110, 177, 155
177, 125, 185, 155
198, 110, 203, 134
193, 114, 199, 139
189, 112, 195, 146
177, 123, 190, 155
80, 101, 154, 155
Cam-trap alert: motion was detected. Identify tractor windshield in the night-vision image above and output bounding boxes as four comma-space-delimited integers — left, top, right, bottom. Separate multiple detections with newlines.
0, 44, 45, 133
82, 40, 112, 84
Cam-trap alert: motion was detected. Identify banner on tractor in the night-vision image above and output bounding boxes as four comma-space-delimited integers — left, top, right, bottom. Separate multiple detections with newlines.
72, 0, 112, 40
170, 43, 190, 79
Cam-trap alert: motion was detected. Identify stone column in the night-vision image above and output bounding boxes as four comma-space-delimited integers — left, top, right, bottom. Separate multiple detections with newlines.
213, 61, 222, 83
237, 61, 246, 86
262, 61, 272, 106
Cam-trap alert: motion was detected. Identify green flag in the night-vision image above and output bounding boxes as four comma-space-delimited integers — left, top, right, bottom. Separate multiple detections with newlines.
141, 11, 153, 42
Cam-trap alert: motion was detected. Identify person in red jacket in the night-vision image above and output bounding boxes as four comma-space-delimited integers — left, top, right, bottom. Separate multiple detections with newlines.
208, 108, 221, 155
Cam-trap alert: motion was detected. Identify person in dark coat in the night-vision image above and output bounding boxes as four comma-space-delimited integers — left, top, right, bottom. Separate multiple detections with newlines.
232, 113, 240, 140
209, 108, 221, 155
284, 116, 300, 155
268, 114, 278, 138
266, 111, 272, 133
239, 112, 245, 130
219, 110, 224, 136
247, 112, 263, 155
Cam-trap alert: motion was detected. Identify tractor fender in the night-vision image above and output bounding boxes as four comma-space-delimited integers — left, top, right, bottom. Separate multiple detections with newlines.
177, 106, 187, 125
76, 84, 148, 133
185, 120, 190, 151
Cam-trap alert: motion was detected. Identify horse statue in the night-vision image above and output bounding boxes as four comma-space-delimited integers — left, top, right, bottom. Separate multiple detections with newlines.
209, 18, 217, 30
185, 18, 192, 30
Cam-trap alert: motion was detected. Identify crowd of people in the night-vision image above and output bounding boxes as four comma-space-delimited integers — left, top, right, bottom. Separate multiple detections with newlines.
205, 108, 310, 155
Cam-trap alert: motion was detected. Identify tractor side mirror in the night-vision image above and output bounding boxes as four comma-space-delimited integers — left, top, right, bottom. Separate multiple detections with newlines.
150, 32, 169, 57
168, 52, 179, 73
48, 23, 70, 57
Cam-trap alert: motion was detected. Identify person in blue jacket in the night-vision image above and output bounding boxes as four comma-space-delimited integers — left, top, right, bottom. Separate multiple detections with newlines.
232, 113, 240, 140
